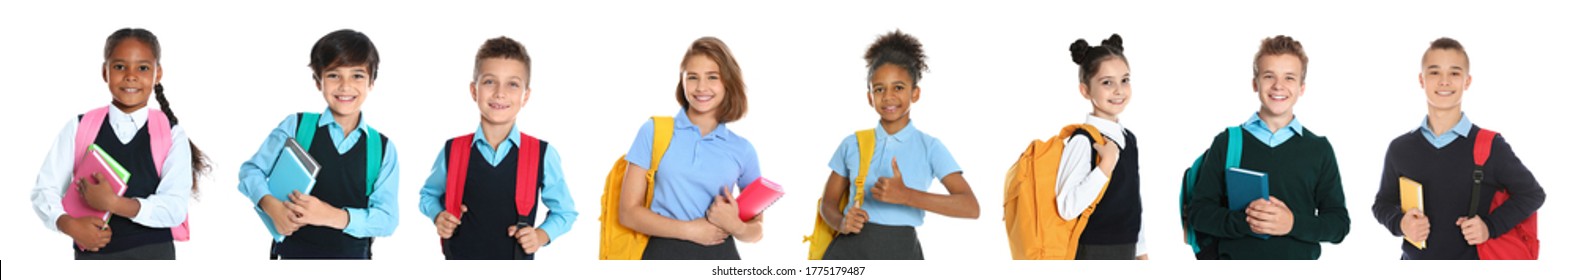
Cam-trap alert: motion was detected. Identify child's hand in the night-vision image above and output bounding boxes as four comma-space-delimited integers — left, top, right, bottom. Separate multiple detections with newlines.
1094, 137, 1120, 176
435, 205, 466, 239
706, 186, 742, 233
508, 225, 549, 254
78, 173, 122, 212
839, 206, 868, 234
286, 191, 349, 229
1246, 196, 1294, 236
683, 219, 728, 246
1401, 209, 1430, 246
1457, 216, 1489, 245
871, 159, 912, 205
260, 195, 303, 236
57, 215, 111, 251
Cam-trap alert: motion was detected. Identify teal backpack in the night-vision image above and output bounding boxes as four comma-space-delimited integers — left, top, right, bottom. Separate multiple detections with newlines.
1179, 126, 1241, 259
296, 112, 383, 196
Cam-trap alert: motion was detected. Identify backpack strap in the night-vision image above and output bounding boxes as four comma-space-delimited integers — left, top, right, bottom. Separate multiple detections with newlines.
852, 129, 877, 208
1469, 128, 1497, 216
646, 117, 675, 207
444, 134, 476, 218
296, 113, 320, 151
517, 133, 542, 217
147, 109, 172, 174
365, 126, 382, 197
1226, 126, 1243, 169
74, 107, 112, 164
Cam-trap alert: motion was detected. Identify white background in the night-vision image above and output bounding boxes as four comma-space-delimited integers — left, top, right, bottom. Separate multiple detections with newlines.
1, 0, 1567, 278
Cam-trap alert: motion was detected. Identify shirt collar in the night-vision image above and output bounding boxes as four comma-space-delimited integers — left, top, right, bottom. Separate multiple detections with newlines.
108, 106, 149, 126
875, 120, 919, 143
318, 107, 369, 133
1420, 112, 1473, 138
1085, 115, 1126, 149
674, 109, 731, 141
471, 124, 522, 149
1246, 112, 1304, 136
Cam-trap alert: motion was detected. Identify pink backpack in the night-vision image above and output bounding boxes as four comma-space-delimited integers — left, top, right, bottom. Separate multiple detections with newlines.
74, 106, 191, 241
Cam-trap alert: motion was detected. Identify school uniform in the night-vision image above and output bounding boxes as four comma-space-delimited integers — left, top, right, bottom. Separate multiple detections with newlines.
1055, 115, 1147, 260
1371, 113, 1545, 260
623, 110, 761, 260
1186, 113, 1350, 260
822, 121, 960, 260
237, 109, 400, 259
30, 106, 193, 260
418, 125, 578, 260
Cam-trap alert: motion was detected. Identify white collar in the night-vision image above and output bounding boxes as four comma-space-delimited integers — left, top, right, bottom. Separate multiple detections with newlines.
1085, 114, 1125, 149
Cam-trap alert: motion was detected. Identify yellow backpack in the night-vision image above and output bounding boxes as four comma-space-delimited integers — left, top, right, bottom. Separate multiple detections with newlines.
598, 117, 674, 260
804, 129, 876, 260
1003, 124, 1109, 260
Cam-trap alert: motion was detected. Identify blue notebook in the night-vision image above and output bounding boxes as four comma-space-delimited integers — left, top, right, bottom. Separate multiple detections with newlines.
1226, 167, 1270, 240
259, 138, 319, 241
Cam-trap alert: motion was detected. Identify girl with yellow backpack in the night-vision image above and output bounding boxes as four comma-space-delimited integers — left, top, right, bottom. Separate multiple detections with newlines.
602, 37, 764, 260
809, 30, 980, 260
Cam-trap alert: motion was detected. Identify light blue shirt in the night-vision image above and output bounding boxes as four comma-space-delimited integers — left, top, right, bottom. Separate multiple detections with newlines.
1242, 113, 1305, 148
625, 110, 762, 221
237, 109, 400, 241
418, 125, 578, 244
1420, 113, 1474, 149
827, 122, 962, 227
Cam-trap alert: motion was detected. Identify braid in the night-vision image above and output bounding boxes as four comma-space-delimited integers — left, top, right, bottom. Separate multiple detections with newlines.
152, 83, 211, 197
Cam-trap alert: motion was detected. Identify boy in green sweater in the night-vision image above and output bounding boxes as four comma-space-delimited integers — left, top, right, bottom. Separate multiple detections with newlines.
1185, 35, 1351, 260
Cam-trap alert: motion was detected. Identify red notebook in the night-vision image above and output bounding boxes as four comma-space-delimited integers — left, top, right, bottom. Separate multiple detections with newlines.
736, 177, 783, 221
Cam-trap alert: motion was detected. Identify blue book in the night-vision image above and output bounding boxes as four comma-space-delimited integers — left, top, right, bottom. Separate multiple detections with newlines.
1226, 167, 1271, 240
259, 138, 319, 241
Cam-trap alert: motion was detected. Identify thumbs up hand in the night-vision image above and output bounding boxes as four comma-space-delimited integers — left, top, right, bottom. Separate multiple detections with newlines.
871, 158, 912, 205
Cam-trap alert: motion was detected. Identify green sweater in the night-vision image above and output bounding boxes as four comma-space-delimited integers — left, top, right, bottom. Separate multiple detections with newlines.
1186, 127, 1350, 260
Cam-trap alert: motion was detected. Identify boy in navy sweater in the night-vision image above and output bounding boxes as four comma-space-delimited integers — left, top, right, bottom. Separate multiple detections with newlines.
1370, 37, 1545, 260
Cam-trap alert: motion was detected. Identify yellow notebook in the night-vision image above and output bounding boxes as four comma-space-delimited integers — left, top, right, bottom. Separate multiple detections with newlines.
1399, 176, 1426, 249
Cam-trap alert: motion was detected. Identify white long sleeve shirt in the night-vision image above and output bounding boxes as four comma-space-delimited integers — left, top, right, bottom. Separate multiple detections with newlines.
1053, 114, 1146, 256
31, 106, 193, 232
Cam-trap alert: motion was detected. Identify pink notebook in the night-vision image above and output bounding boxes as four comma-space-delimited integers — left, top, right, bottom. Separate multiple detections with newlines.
736, 177, 783, 221
63, 144, 130, 221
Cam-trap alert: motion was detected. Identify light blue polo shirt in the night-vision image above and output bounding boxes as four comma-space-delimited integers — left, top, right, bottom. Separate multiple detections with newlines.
625, 111, 762, 221
827, 121, 962, 227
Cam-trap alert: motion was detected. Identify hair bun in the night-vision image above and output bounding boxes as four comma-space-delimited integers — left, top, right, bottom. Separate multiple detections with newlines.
1069, 39, 1092, 65
1102, 34, 1124, 53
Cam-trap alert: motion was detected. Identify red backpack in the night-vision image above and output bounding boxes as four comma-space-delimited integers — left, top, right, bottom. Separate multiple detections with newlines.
1471, 128, 1539, 260
443, 133, 543, 221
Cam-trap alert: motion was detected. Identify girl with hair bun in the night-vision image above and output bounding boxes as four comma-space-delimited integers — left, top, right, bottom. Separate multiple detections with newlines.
1056, 34, 1148, 260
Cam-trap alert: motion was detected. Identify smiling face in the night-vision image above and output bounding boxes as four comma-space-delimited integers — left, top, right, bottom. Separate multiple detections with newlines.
1420, 48, 1471, 112
1253, 53, 1305, 119
1081, 57, 1131, 120
472, 58, 529, 127
681, 54, 725, 118
316, 64, 372, 118
867, 64, 920, 123
102, 39, 161, 111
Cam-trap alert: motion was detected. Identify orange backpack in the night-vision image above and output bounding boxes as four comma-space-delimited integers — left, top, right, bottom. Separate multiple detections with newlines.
598, 117, 673, 260
1003, 124, 1108, 260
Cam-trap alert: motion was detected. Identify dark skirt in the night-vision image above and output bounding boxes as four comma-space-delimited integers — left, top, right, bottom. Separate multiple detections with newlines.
641, 236, 740, 260
823, 223, 923, 260
75, 241, 175, 260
